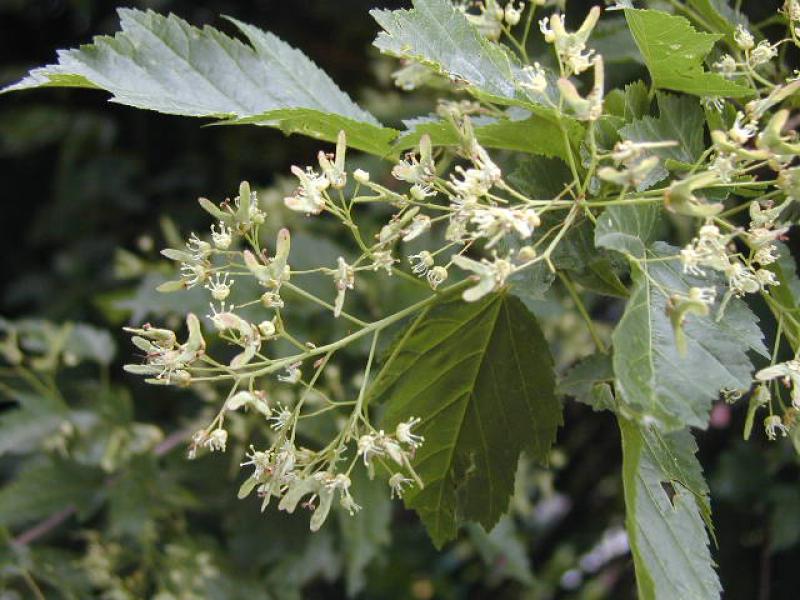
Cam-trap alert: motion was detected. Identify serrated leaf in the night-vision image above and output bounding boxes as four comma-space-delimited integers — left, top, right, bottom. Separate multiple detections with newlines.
595, 204, 662, 258
558, 353, 616, 412
766, 242, 800, 352
67, 323, 116, 366
554, 219, 630, 298
612, 243, 767, 430
605, 80, 651, 121
619, 418, 721, 600
0, 458, 104, 527
372, 292, 561, 547
1, 9, 395, 155
686, 0, 749, 41
371, 0, 552, 110
0, 390, 69, 457
466, 515, 534, 586
337, 468, 391, 597
395, 112, 582, 162
619, 93, 706, 188
624, 8, 752, 97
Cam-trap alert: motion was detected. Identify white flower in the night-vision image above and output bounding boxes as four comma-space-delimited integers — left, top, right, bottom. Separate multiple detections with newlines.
277, 362, 302, 384
519, 63, 548, 93
688, 286, 717, 306
402, 214, 432, 242
187, 233, 212, 261
328, 474, 360, 515
333, 257, 355, 318
371, 250, 396, 274
204, 428, 228, 452
764, 415, 788, 441
714, 54, 737, 77
210, 222, 232, 249
409, 251, 435, 275
726, 261, 761, 296
388, 473, 414, 499
427, 266, 449, 289
284, 166, 329, 215
754, 244, 779, 266
750, 41, 777, 67
734, 25, 754, 50
205, 272, 234, 301
358, 433, 384, 466
396, 417, 424, 449
728, 113, 757, 145
241, 447, 272, 479
470, 206, 540, 247
268, 405, 294, 431
317, 131, 347, 189
392, 135, 436, 186
452, 255, 513, 302
353, 168, 370, 184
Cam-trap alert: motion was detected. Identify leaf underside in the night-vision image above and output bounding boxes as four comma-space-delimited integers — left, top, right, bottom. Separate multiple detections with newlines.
620, 418, 721, 600
612, 243, 767, 430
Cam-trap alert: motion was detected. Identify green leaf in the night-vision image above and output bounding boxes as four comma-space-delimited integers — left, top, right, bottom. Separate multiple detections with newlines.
624, 8, 752, 97
67, 323, 116, 366
372, 292, 561, 547
395, 112, 582, 163
1, 9, 395, 155
686, 0, 749, 41
612, 244, 767, 430
605, 80, 651, 121
337, 468, 391, 597
466, 515, 534, 586
554, 219, 630, 298
0, 458, 104, 527
619, 418, 721, 600
558, 353, 616, 412
371, 0, 552, 110
220, 108, 398, 157
619, 93, 706, 188
595, 204, 662, 258
766, 242, 800, 352
0, 390, 69, 457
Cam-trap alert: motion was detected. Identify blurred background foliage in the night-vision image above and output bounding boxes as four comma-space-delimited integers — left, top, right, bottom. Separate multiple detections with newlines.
0, 0, 798, 598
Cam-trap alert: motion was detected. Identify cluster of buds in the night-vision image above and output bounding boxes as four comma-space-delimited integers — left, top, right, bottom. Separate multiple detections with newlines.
123, 314, 205, 385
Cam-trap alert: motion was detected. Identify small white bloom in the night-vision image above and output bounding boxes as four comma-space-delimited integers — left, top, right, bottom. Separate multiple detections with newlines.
358, 433, 384, 466
396, 417, 424, 449
402, 214, 432, 242
205, 272, 234, 301
388, 473, 414, 499
269, 405, 294, 431
333, 257, 355, 318
734, 25, 754, 50
409, 251, 435, 275
750, 41, 777, 67
284, 166, 329, 215
204, 428, 228, 452
764, 415, 788, 441
452, 255, 513, 302
277, 362, 302, 385
519, 63, 548, 93
210, 222, 233, 249
427, 266, 449, 289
